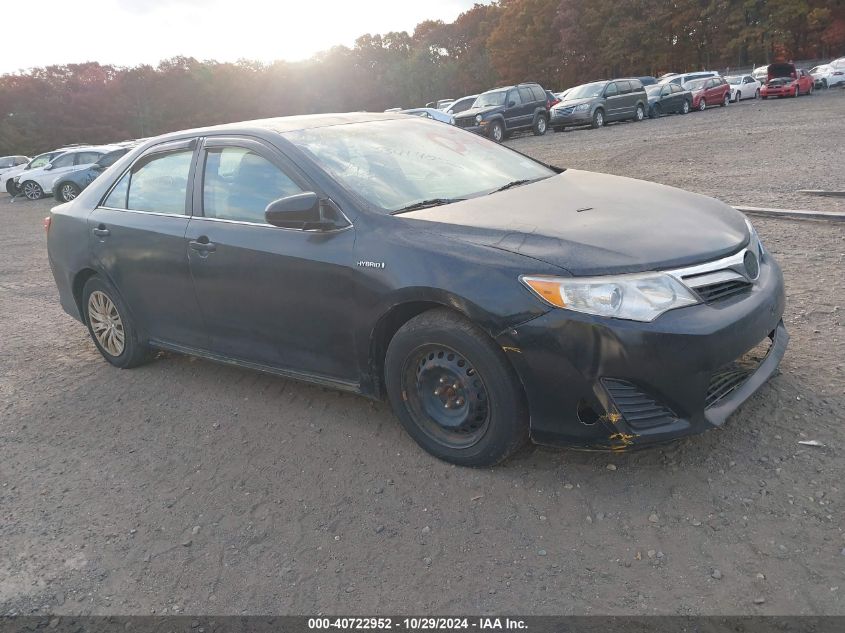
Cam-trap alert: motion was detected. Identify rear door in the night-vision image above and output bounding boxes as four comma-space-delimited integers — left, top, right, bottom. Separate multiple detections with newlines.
603, 82, 622, 119
184, 136, 359, 381
88, 139, 207, 348
503, 88, 523, 130
518, 86, 537, 127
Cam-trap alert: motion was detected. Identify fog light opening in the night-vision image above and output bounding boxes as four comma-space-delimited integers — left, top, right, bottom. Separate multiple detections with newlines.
577, 400, 600, 426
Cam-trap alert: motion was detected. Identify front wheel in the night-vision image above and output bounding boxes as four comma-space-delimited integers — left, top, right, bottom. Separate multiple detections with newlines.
21, 181, 43, 200
681, 99, 690, 114
532, 114, 547, 136
5, 179, 18, 196
794, 86, 799, 97
721, 93, 729, 107
489, 120, 504, 143
633, 103, 644, 121
755, 88, 760, 99
82, 276, 151, 369
649, 104, 660, 119
57, 182, 80, 202
384, 309, 528, 467
591, 109, 604, 128
735, 91, 742, 102
698, 98, 707, 111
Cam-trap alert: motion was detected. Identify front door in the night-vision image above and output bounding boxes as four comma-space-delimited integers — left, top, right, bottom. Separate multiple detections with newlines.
89, 139, 207, 348
185, 137, 359, 382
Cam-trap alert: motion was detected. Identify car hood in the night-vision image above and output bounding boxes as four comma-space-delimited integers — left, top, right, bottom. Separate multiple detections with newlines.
554, 97, 596, 109
455, 105, 502, 118
398, 170, 748, 276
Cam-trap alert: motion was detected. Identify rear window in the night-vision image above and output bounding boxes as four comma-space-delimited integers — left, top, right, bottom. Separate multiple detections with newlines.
518, 87, 535, 103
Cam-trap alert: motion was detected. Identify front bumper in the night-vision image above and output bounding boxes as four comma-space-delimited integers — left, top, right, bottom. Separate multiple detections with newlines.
549, 108, 592, 126
497, 255, 787, 450
762, 85, 795, 97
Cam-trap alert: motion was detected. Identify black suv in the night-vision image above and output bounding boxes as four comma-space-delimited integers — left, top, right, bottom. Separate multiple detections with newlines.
453, 83, 549, 142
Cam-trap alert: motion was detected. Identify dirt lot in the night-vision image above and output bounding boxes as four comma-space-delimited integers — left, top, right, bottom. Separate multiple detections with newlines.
1, 90, 844, 617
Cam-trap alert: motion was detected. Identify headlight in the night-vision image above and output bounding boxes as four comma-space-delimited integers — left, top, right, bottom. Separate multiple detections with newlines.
475, 114, 482, 123
521, 272, 699, 322
744, 216, 765, 259
573, 103, 590, 112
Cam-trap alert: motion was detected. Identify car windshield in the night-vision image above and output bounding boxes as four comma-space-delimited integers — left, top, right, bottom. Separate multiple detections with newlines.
563, 82, 606, 100
472, 91, 507, 108
686, 79, 708, 90
284, 118, 555, 213
726, 76, 743, 85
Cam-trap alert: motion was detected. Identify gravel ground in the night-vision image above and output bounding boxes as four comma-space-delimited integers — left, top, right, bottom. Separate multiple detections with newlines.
1, 90, 844, 617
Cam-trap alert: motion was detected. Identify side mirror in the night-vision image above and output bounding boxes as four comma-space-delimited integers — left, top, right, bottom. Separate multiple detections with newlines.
44, 163, 54, 171
264, 192, 345, 231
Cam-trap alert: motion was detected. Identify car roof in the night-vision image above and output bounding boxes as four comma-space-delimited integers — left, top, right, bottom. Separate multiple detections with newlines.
58, 145, 123, 154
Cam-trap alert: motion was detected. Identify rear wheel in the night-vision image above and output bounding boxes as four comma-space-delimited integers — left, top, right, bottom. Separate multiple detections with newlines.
735, 91, 742, 102
698, 98, 707, 111
489, 120, 504, 143
532, 114, 547, 136
794, 86, 799, 97
649, 103, 660, 119
82, 276, 151, 369
591, 109, 604, 128
755, 88, 760, 99
384, 309, 528, 467
21, 180, 43, 200
681, 99, 690, 114
633, 103, 644, 121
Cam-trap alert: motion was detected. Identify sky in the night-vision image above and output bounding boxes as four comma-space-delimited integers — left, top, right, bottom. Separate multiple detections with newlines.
1, 0, 484, 75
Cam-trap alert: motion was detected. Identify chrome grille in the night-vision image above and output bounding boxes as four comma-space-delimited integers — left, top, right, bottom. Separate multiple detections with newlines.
668, 246, 759, 304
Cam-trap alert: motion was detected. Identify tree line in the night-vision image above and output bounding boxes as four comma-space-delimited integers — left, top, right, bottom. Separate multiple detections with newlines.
1, 0, 843, 155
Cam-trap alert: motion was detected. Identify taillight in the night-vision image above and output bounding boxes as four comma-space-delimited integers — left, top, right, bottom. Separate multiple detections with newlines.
43, 216, 51, 232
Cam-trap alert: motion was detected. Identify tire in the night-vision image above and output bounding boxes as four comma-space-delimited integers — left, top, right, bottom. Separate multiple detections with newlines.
633, 103, 644, 121
755, 88, 760, 99
590, 108, 604, 128
81, 276, 151, 369
489, 120, 504, 143
808, 84, 813, 95
5, 179, 18, 196
721, 93, 729, 107
649, 104, 660, 119
698, 98, 706, 111
21, 180, 43, 200
57, 181, 80, 202
822, 79, 828, 89
532, 114, 548, 136
681, 99, 690, 114
794, 86, 799, 98
384, 308, 528, 467
735, 91, 741, 102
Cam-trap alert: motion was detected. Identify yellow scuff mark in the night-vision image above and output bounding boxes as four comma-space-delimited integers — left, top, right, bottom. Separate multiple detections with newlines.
608, 432, 637, 448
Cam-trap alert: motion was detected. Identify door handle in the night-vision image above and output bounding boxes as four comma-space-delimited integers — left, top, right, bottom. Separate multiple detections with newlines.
189, 239, 216, 253
92, 227, 110, 237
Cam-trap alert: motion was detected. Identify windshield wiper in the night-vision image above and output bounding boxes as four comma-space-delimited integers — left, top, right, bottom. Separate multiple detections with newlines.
490, 178, 542, 194
390, 198, 466, 214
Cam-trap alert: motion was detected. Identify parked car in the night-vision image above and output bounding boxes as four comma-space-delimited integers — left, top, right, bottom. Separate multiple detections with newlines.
659, 71, 719, 89
453, 82, 549, 142
52, 148, 131, 202
426, 99, 454, 109
15, 146, 122, 200
443, 95, 478, 116
3, 150, 68, 196
645, 83, 692, 117
638, 76, 658, 86
399, 108, 454, 124
687, 76, 731, 110
752, 65, 769, 84
725, 74, 761, 101
760, 63, 813, 98
809, 64, 845, 88
544, 90, 561, 109
549, 78, 647, 130
0, 155, 30, 182
46, 112, 787, 467
831, 57, 845, 71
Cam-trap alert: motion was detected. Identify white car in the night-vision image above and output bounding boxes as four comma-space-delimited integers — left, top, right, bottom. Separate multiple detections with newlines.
3, 150, 70, 195
725, 74, 761, 101
752, 65, 769, 84
0, 155, 30, 184
15, 145, 121, 200
658, 71, 720, 89
809, 64, 845, 88
399, 108, 454, 124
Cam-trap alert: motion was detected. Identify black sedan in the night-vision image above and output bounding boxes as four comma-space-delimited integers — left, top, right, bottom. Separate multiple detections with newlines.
646, 83, 692, 117
46, 113, 787, 467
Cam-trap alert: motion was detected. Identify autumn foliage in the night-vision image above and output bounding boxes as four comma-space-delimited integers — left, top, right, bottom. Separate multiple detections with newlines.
1, 0, 843, 155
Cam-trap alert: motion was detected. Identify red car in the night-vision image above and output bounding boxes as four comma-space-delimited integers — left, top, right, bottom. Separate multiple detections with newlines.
760, 63, 814, 98
687, 76, 731, 111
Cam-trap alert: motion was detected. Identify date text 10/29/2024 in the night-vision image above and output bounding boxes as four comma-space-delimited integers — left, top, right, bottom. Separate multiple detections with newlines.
308, 618, 528, 630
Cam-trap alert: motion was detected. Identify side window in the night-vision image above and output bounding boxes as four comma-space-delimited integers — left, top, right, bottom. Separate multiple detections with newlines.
671, 84, 683, 93
51, 154, 76, 169
17, 156, 28, 165
104, 150, 193, 213
104, 172, 130, 209
605, 82, 619, 97
75, 152, 102, 165
507, 89, 521, 106
98, 151, 125, 168
629, 79, 643, 91
617, 80, 632, 94
518, 87, 534, 103
531, 85, 545, 102
202, 146, 303, 224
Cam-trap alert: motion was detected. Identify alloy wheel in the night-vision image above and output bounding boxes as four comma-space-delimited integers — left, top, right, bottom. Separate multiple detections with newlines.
682, 100, 690, 114
635, 104, 644, 121
87, 290, 125, 357
492, 123, 503, 142
537, 117, 546, 134
22, 181, 42, 200
402, 344, 490, 449
60, 183, 78, 202
595, 111, 604, 127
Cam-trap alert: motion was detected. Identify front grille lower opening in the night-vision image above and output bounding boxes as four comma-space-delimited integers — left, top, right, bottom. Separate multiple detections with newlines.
705, 333, 774, 408
577, 399, 600, 426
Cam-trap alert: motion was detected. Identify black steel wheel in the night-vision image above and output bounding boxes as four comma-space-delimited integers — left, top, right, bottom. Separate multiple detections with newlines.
384, 308, 528, 466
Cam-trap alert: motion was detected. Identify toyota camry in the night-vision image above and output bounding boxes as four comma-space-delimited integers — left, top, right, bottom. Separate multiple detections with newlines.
46, 113, 787, 467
